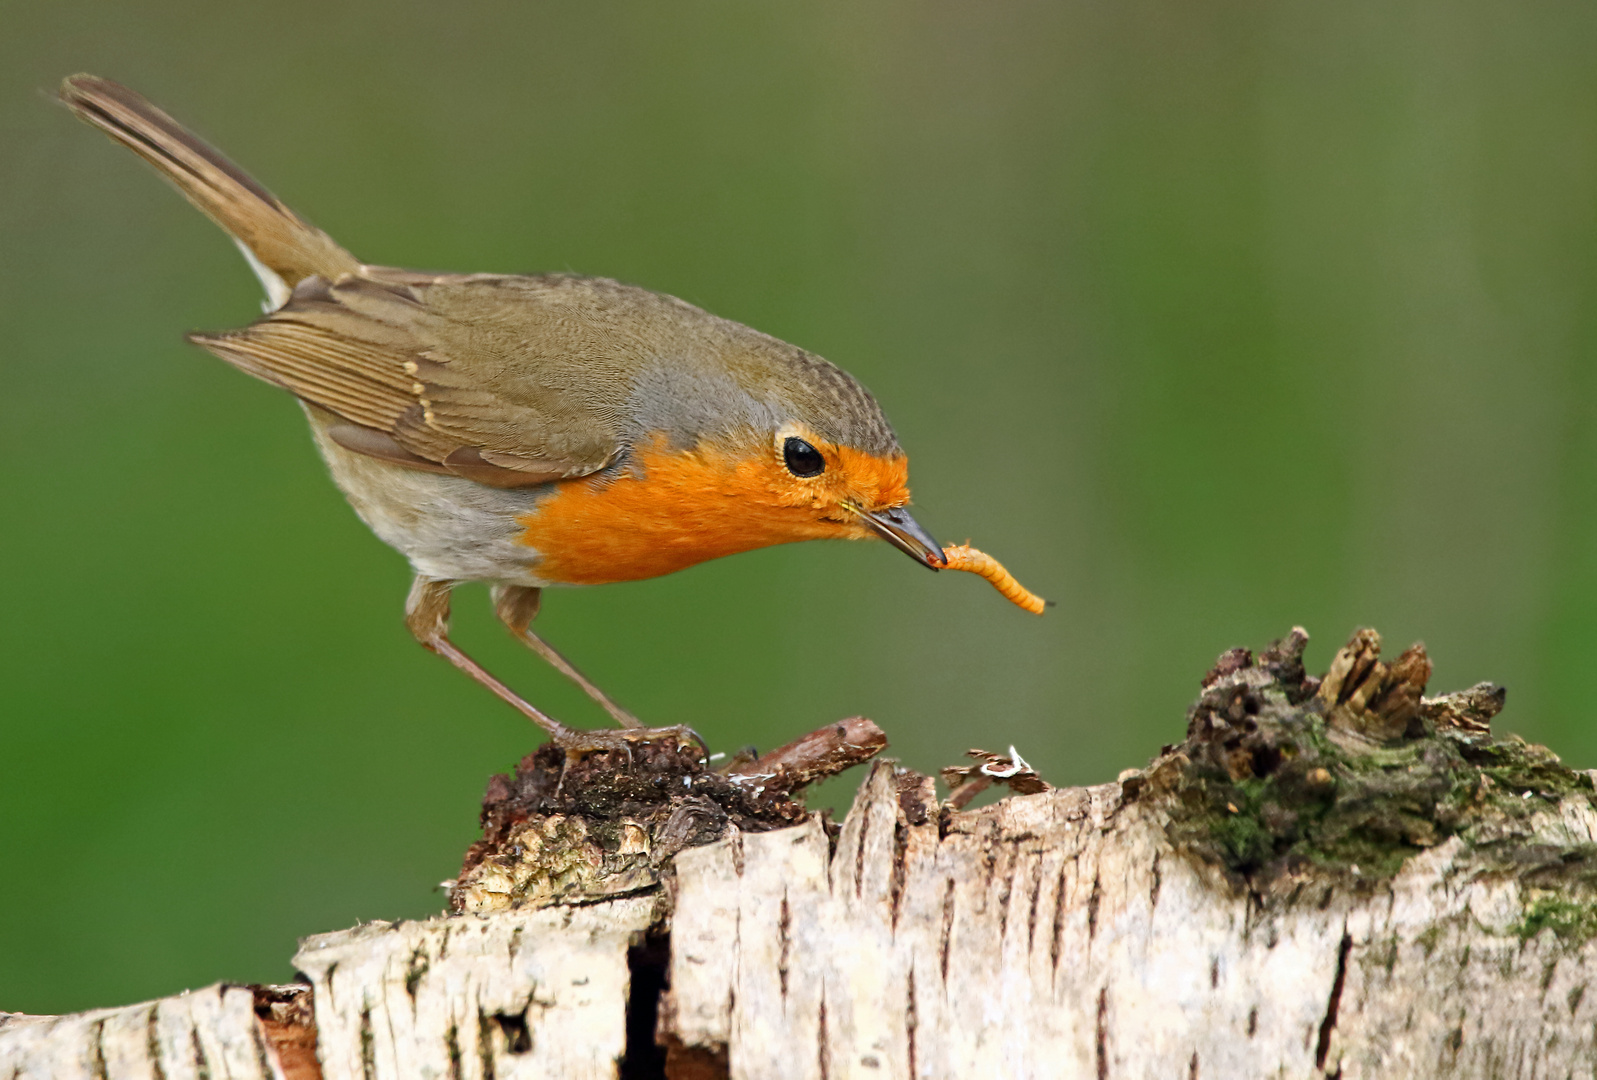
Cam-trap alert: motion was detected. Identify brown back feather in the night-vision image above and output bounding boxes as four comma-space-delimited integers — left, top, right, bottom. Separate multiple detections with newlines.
58, 74, 359, 288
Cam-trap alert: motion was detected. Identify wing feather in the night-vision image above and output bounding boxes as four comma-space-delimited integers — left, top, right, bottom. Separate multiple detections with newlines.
187, 273, 622, 484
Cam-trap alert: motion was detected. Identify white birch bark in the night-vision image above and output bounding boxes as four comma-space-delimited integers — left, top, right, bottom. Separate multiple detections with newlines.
292, 895, 658, 1080
8, 760, 1597, 1079
661, 760, 1597, 1079
0, 983, 286, 1080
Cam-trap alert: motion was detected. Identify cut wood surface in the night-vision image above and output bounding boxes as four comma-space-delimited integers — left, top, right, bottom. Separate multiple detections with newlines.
295, 896, 658, 1080
0, 983, 297, 1080
8, 627, 1597, 1079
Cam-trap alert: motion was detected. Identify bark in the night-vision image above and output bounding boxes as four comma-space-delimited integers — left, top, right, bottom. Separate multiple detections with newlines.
7, 628, 1597, 1079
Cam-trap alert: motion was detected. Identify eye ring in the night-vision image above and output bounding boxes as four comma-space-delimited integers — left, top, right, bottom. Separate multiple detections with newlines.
782, 437, 826, 477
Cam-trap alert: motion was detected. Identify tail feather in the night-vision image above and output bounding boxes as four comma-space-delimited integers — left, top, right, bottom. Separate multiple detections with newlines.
58, 75, 360, 298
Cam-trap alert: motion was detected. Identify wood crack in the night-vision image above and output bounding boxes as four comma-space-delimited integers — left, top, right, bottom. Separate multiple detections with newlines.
817, 990, 829, 1080
906, 969, 919, 1080
1050, 861, 1071, 977
778, 893, 791, 1001
360, 1007, 376, 1080
854, 805, 870, 899
622, 932, 669, 1079
1095, 986, 1109, 1080
145, 1005, 167, 1080
997, 860, 1013, 943
939, 878, 957, 985
445, 1024, 463, 1080
1315, 931, 1353, 1071
89, 1018, 108, 1080
475, 1007, 496, 1080
890, 821, 909, 931
190, 1027, 212, 1080
249, 1024, 274, 1079
1025, 858, 1043, 953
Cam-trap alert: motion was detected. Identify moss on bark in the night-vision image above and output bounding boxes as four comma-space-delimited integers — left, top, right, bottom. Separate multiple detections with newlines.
1136, 628, 1597, 913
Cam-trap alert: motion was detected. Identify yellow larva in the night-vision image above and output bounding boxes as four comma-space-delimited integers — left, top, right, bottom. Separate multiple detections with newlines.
940, 545, 1048, 615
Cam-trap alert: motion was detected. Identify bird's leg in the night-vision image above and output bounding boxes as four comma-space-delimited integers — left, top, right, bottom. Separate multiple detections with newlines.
406, 576, 705, 761
406, 575, 572, 737
491, 584, 644, 729
490, 583, 706, 759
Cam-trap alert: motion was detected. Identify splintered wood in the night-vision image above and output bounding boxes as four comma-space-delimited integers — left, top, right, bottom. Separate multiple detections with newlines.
0, 985, 289, 1080
939, 544, 1047, 614
660, 761, 1597, 1079
293, 896, 657, 1080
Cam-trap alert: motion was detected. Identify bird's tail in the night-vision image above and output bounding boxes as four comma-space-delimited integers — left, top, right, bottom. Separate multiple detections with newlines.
58, 74, 360, 305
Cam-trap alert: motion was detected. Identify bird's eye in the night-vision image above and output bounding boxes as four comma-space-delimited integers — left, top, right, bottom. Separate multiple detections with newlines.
783, 437, 826, 477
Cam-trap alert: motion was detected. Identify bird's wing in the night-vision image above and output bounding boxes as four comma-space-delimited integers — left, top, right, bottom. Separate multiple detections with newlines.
190, 271, 632, 487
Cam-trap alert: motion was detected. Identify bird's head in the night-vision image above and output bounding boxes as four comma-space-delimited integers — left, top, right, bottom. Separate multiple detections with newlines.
741, 419, 944, 569
681, 337, 946, 569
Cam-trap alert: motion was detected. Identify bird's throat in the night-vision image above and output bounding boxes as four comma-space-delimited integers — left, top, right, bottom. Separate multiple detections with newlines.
516, 435, 906, 585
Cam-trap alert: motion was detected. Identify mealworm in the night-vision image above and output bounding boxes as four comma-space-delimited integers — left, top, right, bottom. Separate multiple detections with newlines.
939, 544, 1048, 615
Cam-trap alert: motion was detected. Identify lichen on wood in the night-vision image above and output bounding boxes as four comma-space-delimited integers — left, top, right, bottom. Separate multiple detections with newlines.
1136, 627, 1597, 913
451, 717, 886, 914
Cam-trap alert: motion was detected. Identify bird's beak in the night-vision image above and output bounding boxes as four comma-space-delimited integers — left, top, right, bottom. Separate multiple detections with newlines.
848, 504, 945, 570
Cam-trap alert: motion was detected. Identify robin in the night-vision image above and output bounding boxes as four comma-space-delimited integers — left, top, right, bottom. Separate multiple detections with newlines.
59, 75, 1045, 755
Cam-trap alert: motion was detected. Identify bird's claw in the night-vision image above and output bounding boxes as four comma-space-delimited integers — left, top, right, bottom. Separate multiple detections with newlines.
548, 723, 709, 766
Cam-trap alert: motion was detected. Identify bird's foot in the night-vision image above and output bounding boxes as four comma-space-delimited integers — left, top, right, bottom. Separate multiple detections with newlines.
547, 722, 709, 766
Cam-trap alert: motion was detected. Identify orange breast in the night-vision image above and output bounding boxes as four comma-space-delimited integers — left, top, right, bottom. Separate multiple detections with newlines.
518, 435, 907, 585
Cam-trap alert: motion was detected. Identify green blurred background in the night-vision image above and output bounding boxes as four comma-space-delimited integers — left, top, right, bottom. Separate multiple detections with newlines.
4, 0, 1596, 1013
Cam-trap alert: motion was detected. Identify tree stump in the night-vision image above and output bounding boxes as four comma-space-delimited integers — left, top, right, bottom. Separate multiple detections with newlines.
7, 627, 1597, 1079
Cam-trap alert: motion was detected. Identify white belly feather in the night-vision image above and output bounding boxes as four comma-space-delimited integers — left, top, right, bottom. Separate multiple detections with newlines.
301, 404, 559, 586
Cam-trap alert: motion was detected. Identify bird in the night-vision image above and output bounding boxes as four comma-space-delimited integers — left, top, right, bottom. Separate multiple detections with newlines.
57, 74, 1045, 757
